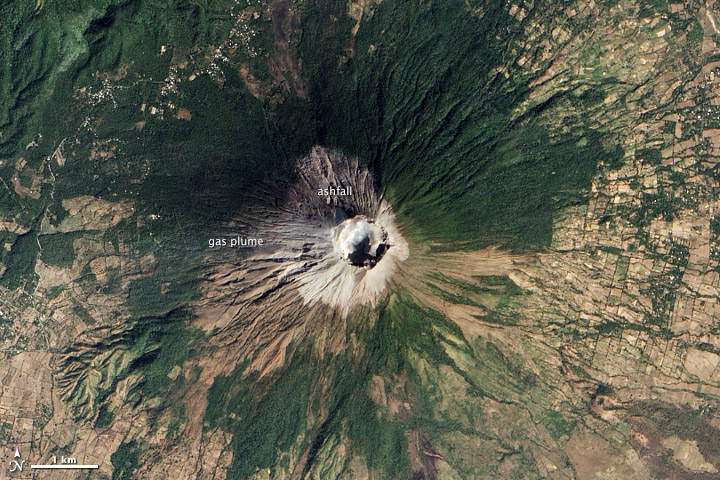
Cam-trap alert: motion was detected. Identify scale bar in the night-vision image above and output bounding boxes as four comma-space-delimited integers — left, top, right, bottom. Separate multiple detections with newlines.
31, 464, 99, 469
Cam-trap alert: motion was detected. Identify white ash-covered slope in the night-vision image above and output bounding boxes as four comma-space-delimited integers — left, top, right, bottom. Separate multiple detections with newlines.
198, 146, 408, 361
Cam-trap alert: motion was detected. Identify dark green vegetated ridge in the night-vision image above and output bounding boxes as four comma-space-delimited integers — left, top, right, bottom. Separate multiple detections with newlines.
298, 0, 623, 249
204, 340, 411, 478
205, 352, 318, 478
111, 439, 140, 480
129, 309, 204, 400
203, 285, 556, 476
0, 230, 39, 290
38, 231, 88, 266
203, 294, 444, 477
